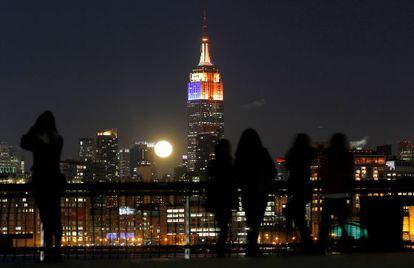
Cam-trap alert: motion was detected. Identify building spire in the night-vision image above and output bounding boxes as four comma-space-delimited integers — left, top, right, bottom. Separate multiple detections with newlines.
198, 10, 213, 66
202, 9, 208, 38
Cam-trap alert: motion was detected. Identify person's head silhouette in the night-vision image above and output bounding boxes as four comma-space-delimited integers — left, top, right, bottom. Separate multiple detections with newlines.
329, 133, 348, 152
237, 128, 262, 154
292, 133, 311, 149
34, 110, 57, 133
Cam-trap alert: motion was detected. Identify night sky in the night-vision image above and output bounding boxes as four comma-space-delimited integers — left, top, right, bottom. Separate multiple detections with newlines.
1, 1, 414, 172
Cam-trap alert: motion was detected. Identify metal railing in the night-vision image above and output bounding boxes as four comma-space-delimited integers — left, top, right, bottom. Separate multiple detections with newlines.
1, 180, 414, 260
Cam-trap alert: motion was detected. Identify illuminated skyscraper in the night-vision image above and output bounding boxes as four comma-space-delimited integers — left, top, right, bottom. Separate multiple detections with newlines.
129, 141, 155, 181
187, 13, 224, 173
0, 142, 25, 182
398, 140, 414, 161
96, 129, 119, 182
60, 160, 86, 183
79, 137, 95, 162
119, 148, 131, 181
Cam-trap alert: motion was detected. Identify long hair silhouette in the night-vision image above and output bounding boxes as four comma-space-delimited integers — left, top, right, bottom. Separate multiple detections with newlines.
236, 128, 263, 157
329, 133, 349, 152
292, 133, 311, 149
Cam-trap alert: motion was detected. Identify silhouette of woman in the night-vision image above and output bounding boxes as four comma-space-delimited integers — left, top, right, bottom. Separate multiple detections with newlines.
285, 133, 316, 250
207, 139, 236, 257
234, 129, 276, 257
319, 133, 354, 252
21, 111, 65, 262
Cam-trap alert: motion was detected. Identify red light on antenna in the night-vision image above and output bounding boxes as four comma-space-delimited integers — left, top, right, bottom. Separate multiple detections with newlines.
276, 157, 286, 163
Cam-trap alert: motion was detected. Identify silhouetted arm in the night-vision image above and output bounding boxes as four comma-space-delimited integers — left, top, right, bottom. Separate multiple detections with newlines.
20, 128, 41, 152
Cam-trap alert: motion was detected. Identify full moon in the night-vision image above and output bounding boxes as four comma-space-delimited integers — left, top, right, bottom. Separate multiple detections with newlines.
154, 140, 173, 158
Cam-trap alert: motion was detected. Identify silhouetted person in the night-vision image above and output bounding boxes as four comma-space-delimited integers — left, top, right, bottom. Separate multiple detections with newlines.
285, 133, 316, 250
234, 129, 276, 257
318, 133, 354, 252
207, 139, 236, 257
20, 111, 65, 262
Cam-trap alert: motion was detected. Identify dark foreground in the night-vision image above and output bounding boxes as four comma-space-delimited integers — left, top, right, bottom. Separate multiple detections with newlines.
2, 253, 414, 268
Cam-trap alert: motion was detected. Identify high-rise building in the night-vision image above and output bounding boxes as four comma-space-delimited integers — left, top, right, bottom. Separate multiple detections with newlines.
398, 140, 414, 161
194, 133, 218, 173
187, 13, 224, 174
129, 141, 155, 181
95, 129, 119, 182
79, 137, 95, 162
275, 157, 288, 181
78, 136, 107, 183
0, 142, 25, 183
119, 148, 131, 181
174, 155, 189, 182
60, 160, 86, 183
136, 164, 153, 183
83, 161, 106, 183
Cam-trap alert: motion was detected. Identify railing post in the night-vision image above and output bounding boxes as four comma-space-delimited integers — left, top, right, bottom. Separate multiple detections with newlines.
184, 195, 190, 259
39, 222, 44, 262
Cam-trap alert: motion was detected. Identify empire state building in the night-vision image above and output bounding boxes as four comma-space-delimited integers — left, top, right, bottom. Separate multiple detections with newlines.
187, 14, 224, 175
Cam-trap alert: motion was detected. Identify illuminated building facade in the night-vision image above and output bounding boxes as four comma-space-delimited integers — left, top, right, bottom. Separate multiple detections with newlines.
119, 148, 131, 181
403, 206, 414, 241
174, 155, 189, 182
79, 137, 95, 162
96, 129, 119, 182
187, 14, 224, 173
60, 160, 86, 183
386, 160, 414, 180
398, 140, 414, 161
275, 158, 288, 181
78, 137, 101, 183
0, 142, 25, 183
129, 141, 156, 182
194, 133, 218, 173
352, 150, 386, 181
308, 147, 386, 239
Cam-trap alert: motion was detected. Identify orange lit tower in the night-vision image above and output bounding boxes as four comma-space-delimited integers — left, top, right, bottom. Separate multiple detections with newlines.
187, 13, 224, 174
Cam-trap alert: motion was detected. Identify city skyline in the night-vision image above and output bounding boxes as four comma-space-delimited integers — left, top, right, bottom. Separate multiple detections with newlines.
1, 1, 414, 172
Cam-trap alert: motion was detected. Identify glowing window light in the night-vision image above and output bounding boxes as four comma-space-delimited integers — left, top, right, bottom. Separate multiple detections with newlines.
213, 73, 220, 83
190, 73, 208, 82
97, 129, 117, 137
